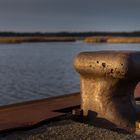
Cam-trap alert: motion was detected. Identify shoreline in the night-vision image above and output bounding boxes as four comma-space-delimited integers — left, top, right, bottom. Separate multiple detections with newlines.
84, 36, 140, 43
0, 36, 140, 44
0, 36, 83, 44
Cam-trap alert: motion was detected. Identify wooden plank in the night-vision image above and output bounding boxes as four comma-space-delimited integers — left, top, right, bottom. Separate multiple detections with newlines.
0, 93, 80, 131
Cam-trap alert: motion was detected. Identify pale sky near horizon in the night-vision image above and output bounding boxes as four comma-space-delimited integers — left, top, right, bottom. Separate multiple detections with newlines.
0, 0, 140, 32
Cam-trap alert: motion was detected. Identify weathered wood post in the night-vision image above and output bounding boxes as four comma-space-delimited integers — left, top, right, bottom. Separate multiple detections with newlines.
74, 51, 140, 133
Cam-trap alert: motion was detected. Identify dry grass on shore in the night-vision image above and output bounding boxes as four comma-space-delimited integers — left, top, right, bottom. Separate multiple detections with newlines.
1, 36, 140, 44
84, 36, 140, 43
0, 36, 83, 43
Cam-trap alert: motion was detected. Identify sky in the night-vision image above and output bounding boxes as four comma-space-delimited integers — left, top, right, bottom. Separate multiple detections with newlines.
0, 0, 140, 32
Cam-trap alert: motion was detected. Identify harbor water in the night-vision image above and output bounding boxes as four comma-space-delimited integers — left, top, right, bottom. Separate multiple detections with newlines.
0, 42, 140, 105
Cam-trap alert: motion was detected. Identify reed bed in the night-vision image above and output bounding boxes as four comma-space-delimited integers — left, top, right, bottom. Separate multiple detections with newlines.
84, 36, 140, 43
0, 36, 83, 43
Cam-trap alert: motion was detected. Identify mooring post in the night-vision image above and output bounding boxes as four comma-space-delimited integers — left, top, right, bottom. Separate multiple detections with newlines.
74, 51, 140, 133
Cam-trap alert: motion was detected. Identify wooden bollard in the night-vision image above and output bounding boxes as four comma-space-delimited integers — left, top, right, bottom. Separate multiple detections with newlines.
74, 51, 140, 133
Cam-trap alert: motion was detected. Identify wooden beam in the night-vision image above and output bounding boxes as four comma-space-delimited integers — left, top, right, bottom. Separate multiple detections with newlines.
0, 93, 80, 131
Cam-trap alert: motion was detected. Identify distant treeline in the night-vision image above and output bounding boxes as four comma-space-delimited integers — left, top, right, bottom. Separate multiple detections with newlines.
1, 31, 140, 37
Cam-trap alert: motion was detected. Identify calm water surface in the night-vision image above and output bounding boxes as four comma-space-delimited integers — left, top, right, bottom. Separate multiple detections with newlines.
0, 42, 140, 105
